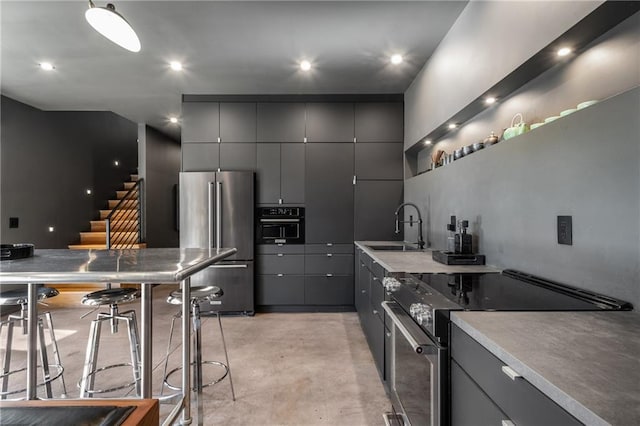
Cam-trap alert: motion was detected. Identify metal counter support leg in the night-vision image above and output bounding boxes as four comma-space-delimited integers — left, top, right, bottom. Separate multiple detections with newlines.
181, 277, 192, 425
27, 283, 37, 400
140, 283, 152, 399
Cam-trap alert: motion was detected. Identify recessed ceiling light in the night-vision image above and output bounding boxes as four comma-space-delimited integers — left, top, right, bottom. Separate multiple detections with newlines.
448, 123, 457, 130
300, 60, 311, 71
557, 47, 572, 57
170, 61, 182, 71
86, 189, 92, 195
485, 97, 497, 105
169, 117, 179, 124
424, 139, 432, 145
114, 160, 120, 166
390, 54, 403, 65
39, 62, 55, 71
48, 226, 55, 233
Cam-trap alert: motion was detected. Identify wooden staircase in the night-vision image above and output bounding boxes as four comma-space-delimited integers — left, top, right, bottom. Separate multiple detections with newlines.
68, 174, 146, 250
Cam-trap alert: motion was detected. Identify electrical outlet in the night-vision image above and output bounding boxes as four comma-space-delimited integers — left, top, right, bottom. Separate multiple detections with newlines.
557, 216, 572, 245
9, 217, 19, 228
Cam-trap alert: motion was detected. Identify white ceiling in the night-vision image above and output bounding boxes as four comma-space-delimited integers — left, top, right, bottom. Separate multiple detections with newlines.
1, 1, 468, 140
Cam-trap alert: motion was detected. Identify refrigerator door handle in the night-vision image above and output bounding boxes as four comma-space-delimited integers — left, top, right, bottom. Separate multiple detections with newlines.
208, 264, 248, 269
216, 181, 222, 249
208, 181, 215, 249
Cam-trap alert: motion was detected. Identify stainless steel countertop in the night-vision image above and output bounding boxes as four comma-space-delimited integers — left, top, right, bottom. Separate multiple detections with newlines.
451, 311, 640, 426
355, 241, 500, 274
0, 248, 237, 284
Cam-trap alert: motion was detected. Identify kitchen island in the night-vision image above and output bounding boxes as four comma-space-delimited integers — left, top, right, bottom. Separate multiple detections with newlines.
451, 311, 640, 426
0, 247, 237, 426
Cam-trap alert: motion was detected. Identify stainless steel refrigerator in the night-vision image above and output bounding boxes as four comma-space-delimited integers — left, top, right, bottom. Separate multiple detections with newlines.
179, 171, 254, 315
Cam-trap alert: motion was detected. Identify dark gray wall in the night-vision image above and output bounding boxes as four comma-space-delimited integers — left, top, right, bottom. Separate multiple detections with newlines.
404, 0, 601, 149
0, 96, 137, 248
402, 10, 640, 307
141, 125, 180, 247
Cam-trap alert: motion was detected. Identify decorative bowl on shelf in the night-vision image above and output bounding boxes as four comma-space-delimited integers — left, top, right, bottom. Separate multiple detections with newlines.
560, 108, 577, 116
544, 116, 560, 123
577, 100, 598, 109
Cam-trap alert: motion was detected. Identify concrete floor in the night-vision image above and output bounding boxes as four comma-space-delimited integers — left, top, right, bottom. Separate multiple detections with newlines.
0, 286, 391, 425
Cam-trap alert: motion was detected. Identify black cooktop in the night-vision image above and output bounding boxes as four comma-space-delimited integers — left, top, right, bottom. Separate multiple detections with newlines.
412, 269, 633, 311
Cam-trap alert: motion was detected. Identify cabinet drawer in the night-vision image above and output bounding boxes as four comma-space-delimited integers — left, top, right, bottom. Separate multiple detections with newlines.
305, 244, 354, 254
304, 276, 354, 305
363, 308, 385, 377
257, 254, 304, 275
304, 254, 353, 275
371, 262, 386, 280
451, 325, 582, 426
256, 275, 304, 305
451, 360, 509, 426
370, 274, 384, 315
256, 244, 305, 255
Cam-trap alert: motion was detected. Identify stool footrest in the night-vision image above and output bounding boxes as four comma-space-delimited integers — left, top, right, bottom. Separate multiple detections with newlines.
77, 363, 139, 395
163, 361, 229, 392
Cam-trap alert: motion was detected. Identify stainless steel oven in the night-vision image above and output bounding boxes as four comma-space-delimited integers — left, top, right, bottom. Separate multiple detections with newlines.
382, 301, 446, 426
256, 207, 305, 244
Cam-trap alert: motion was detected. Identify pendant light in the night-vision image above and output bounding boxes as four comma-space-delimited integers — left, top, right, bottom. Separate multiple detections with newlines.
85, 1, 141, 52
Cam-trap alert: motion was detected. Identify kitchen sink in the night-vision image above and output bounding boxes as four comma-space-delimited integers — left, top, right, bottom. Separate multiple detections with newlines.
367, 245, 423, 252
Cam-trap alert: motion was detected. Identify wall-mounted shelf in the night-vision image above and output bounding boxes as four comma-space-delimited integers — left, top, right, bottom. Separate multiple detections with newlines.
404, 1, 640, 177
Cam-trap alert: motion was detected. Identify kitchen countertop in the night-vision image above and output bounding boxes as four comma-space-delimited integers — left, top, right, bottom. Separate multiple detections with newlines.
355, 241, 500, 274
451, 311, 640, 426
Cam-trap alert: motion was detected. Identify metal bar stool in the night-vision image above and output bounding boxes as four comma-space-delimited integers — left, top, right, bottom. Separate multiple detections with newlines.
78, 287, 141, 398
0, 286, 67, 399
160, 285, 235, 422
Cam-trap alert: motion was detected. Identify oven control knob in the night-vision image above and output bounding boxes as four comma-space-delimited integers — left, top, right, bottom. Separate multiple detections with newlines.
382, 277, 401, 292
415, 309, 433, 325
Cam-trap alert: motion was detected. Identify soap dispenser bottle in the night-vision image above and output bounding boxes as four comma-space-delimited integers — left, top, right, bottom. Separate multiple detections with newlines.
454, 220, 473, 254
446, 215, 456, 253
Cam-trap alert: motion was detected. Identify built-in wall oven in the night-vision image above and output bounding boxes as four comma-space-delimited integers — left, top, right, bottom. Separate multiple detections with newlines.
256, 207, 305, 244
380, 270, 632, 426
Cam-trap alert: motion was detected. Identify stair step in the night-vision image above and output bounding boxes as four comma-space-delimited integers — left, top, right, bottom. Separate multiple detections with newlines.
90, 220, 139, 232
108, 199, 139, 209
116, 190, 138, 199
100, 209, 137, 220
69, 243, 147, 250
123, 182, 136, 190
80, 231, 139, 245
130, 174, 139, 181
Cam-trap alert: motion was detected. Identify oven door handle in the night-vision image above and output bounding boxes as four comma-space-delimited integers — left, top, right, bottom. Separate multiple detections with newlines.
259, 218, 301, 223
382, 301, 441, 355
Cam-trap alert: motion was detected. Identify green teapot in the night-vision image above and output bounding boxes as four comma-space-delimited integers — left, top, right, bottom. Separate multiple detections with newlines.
503, 113, 529, 140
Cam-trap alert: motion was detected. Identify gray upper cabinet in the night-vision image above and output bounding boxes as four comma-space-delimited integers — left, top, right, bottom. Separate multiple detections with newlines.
182, 102, 219, 143
256, 144, 281, 204
355, 102, 403, 143
306, 103, 354, 142
280, 143, 304, 204
220, 143, 256, 171
305, 143, 354, 243
354, 180, 403, 241
256, 143, 304, 205
257, 103, 305, 143
182, 143, 220, 171
355, 143, 403, 180
220, 103, 256, 143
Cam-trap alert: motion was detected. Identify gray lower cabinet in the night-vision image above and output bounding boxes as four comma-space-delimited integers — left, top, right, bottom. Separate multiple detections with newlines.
257, 102, 306, 143
182, 143, 219, 171
451, 360, 509, 426
304, 275, 353, 305
354, 102, 403, 143
304, 254, 353, 275
220, 143, 256, 171
256, 275, 304, 305
182, 102, 219, 143
220, 103, 256, 143
451, 325, 582, 426
354, 180, 404, 241
305, 143, 354, 244
306, 103, 354, 143
257, 253, 304, 275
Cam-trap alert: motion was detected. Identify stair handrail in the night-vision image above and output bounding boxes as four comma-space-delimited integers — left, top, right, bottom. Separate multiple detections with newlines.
105, 178, 145, 249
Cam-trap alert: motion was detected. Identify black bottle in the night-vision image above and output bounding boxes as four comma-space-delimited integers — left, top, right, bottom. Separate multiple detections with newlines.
454, 220, 473, 254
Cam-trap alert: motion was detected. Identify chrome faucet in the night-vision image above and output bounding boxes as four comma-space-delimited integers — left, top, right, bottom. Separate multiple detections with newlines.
394, 202, 425, 249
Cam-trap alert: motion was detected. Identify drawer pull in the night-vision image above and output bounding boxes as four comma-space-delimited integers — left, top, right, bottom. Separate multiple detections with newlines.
372, 277, 378, 281
501, 366, 522, 380
501, 421, 515, 426
277, 274, 283, 277
373, 310, 378, 315
386, 332, 391, 338
327, 253, 333, 257
327, 243, 333, 247
277, 253, 284, 257
326, 273, 333, 277
361, 290, 366, 294
361, 263, 365, 267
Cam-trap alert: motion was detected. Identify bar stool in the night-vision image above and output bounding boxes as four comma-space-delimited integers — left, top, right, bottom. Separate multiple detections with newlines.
78, 287, 141, 398
0, 286, 67, 399
160, 285, 235, 414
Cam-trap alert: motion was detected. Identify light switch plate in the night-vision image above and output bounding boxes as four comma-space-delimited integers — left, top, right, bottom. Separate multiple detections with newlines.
557, 215, 572, 245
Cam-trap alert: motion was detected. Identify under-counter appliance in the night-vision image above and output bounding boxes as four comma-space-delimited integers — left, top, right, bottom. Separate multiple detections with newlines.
256, 207, 305, 244
381, 269, 632, 426
180, 171, 254, 315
